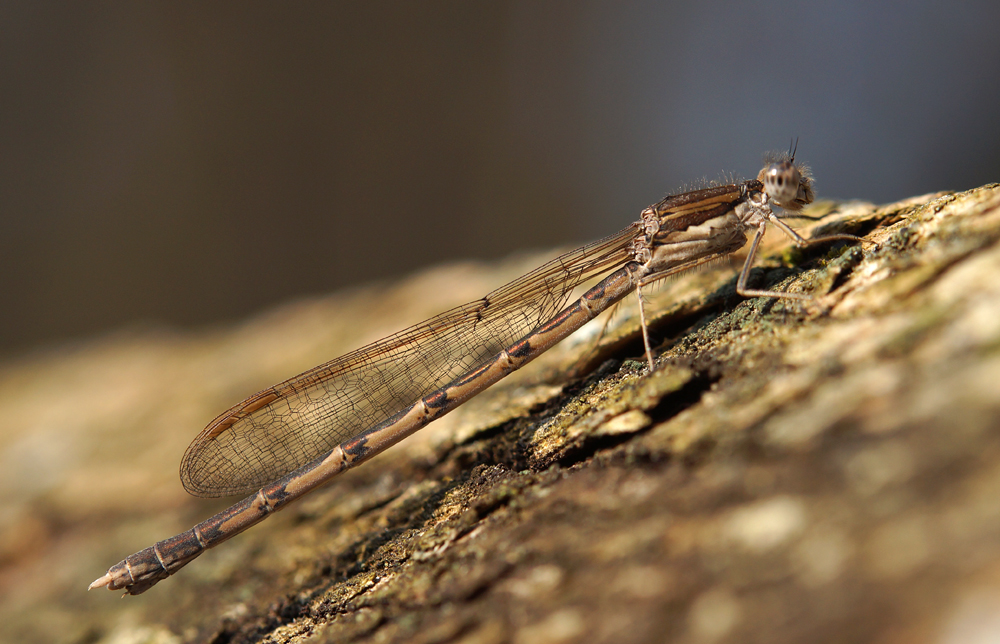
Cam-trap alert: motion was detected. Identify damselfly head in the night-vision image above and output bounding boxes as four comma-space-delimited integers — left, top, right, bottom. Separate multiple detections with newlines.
758, 154, 814, 211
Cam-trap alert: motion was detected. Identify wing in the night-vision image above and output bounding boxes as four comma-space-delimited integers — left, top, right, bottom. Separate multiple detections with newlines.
180, 224, 640, 497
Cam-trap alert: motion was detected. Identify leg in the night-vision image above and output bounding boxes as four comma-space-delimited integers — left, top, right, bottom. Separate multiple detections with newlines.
635, 280, 656, 371
737, 219, 875, 300
768, 216, 877, 250
735, 222, 811, 300
633, 251, 747, 369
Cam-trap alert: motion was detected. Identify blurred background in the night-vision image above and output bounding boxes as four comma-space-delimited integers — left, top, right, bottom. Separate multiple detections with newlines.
2, 1, 999, 359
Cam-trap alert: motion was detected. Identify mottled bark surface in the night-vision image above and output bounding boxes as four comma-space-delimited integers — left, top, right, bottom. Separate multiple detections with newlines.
2, 184, 999, 644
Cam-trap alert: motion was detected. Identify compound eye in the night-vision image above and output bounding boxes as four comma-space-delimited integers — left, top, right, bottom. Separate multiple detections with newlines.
760, 160, 801, 207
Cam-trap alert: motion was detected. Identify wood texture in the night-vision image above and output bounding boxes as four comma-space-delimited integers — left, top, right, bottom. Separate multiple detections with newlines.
2, 184, 999, 643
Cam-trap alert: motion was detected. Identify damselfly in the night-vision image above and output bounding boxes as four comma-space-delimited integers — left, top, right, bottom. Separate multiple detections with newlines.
90, 150, 872, 595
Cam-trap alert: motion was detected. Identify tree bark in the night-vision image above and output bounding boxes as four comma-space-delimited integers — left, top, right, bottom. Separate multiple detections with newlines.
2, 184, 999, 644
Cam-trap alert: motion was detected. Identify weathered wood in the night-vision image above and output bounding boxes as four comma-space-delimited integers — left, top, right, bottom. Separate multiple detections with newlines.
2, 184, 999, 643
